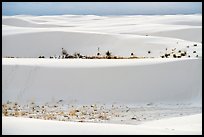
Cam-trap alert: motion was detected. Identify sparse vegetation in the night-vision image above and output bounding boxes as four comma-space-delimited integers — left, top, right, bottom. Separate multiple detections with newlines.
38, 56, 45, 58
181, 51, 187, 56
4, 44, 199, 59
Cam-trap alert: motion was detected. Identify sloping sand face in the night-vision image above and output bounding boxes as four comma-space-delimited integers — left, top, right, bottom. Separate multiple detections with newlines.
2, 114, 202, 135
2, 58, 202, 105
2, 30, 202, 58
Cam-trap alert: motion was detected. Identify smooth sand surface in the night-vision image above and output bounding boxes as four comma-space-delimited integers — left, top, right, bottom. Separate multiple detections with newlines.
2, 114, 202, 135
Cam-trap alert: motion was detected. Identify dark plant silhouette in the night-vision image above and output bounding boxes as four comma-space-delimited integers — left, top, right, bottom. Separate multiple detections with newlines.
165, 53, 170, 58
181, 51, 186, 56
106, 50, 112, 57
38, 56, 45, 58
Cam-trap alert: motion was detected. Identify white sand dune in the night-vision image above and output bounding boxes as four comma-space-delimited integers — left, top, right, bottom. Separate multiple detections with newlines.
2, 14, 202, 134
2, 114, 202, 135
2, 30, 202, 58
2, 14, 202, 58
2, 58, 202, 105
2, 17, 62, 28
2, 14, 202, 42
149, 28, 202, 43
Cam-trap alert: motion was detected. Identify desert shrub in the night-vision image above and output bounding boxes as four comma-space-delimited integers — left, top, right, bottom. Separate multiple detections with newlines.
181, 51, 186, 56
38, 56, 45, 58
67, 55, 74, 58
106, 51, 112, 57
165, 53, 169, 58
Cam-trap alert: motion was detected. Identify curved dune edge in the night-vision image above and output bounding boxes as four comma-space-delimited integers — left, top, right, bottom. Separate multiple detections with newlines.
2, 113, 202, 135
2, 17, 62, 28
149, 28, 202, 43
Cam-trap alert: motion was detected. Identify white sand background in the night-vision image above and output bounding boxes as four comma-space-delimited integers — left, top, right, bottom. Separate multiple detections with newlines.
2, 14, 202, 135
